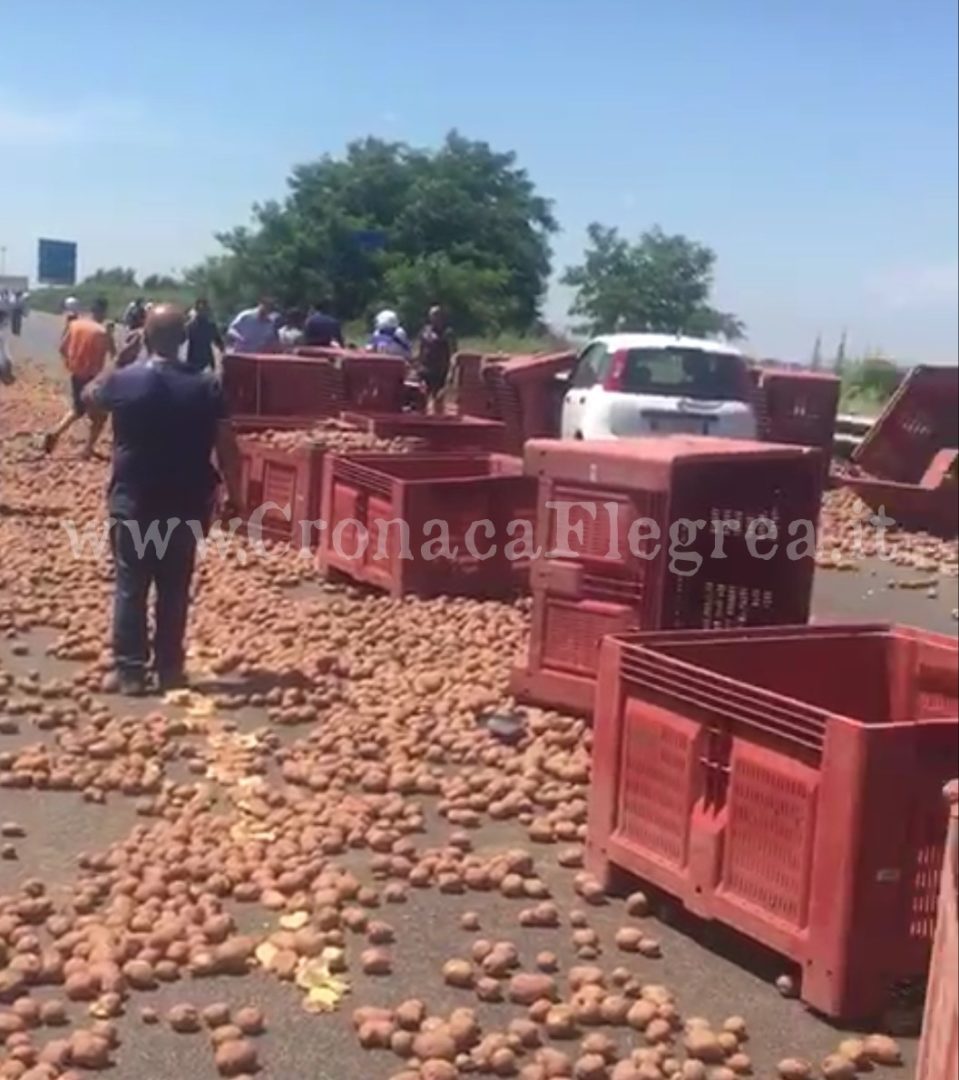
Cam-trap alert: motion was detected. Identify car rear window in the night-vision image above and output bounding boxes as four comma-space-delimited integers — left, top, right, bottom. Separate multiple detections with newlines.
621, 348, 751, 400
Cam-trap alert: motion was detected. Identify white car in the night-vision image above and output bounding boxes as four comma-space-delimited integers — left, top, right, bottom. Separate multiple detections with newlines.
560, 332, 757, 441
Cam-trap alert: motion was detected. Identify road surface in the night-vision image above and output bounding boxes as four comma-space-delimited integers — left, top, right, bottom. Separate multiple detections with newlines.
1, 329, 949, 1080
9, 309, 66, 376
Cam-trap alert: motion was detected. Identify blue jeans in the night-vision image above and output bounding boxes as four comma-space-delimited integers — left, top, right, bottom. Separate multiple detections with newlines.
111, 519, 198, 677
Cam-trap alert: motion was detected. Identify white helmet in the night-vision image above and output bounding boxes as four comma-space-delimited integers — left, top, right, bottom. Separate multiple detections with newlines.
64, 296, 80, 314
374, 309, 399, 332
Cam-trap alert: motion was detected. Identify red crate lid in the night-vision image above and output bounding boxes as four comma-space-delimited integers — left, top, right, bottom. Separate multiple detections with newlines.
760, 369, 841, 387
499, 351, 576, 385
525, 436, 821, 487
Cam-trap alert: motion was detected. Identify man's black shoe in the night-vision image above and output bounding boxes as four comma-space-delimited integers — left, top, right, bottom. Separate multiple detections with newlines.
117, 671, 147, 697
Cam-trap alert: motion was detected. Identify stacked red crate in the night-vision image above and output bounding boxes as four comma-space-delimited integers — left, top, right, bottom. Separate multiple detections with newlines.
452, 352, 500, 419
511, 436, 825, 715
295, 348, 406, 411
755, 369, 840, 463
223, 352, 343, 425
483, 352, 576, 453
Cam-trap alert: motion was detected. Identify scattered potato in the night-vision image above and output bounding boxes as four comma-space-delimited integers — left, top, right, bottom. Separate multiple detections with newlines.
863, 1034, 902, 1065
776, 1059, 813, 1080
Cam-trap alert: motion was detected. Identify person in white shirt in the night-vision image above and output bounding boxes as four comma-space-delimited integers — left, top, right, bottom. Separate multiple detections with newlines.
277, 307, 305, 349
226, 297, 279, 353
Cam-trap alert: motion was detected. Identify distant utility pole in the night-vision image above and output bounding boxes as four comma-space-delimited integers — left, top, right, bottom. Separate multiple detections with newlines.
0, 247, 6, 275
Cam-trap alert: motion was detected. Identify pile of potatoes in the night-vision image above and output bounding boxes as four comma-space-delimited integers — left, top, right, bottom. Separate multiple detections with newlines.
0, 381, 911, 1078
817, 488, 958, 575
239, 418, 424, 456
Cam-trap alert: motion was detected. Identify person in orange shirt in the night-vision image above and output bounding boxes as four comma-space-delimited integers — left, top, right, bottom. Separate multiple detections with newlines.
43, 297, 116, 458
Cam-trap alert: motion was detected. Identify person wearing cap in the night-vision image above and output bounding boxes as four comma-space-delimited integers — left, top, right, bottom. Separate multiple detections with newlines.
366, 309, 411, 358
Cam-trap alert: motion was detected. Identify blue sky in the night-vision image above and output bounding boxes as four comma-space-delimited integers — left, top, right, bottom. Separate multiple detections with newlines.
2, 0, 956, 362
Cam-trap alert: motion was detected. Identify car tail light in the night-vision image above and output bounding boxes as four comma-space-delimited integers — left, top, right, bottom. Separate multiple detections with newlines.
602, 350, 629, 391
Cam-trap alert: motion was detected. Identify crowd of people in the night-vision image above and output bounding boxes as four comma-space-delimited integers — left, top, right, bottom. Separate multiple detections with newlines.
223, 298, 457, 413
32, 292, 456, 463
1, 291, 458, 697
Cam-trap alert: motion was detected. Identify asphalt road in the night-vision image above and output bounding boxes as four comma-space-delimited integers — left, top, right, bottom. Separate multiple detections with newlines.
9, 309, 66, 375
0, 626, 928, 1080
1, 325, 948, 1080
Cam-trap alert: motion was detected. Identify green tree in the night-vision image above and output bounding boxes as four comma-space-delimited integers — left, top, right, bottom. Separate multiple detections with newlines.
841, 354, 903, 408
188, 132, 558, 335
142, 273, 181, 291
561, 225, 744, 340
83, 267, 138, 287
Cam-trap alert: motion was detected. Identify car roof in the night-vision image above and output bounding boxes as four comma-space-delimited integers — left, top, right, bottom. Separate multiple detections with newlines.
586, 333, 745, 356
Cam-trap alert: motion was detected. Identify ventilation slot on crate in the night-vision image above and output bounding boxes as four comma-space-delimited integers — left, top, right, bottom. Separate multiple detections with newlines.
617, 704, 697, 868
723, 751, 817, 929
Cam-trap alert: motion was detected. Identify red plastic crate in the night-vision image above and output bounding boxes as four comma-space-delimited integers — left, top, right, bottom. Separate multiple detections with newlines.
917, 781, 958, 1080
221, 353, 261, 416
853, 365, 959, 484
222, 352, 343, 422
510, 563, 645, 714
587, 623, 959, 1020
484, 352, 576, 453
340, 411, 507, 452
512, 437, 825, 714
756, 370, 840, 460
318, 452, 537, 597
296, 347, 406, 411
844, 449, 959, 537
235, 437, 326, 548
528, 436, 824, 579
452, 352, 499, 419
500, 350, 577, 385
232, 416, 315, 435
484, 365, 524, 452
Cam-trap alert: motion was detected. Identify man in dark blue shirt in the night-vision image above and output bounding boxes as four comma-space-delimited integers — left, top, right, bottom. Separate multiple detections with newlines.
302, 301, 344, 349
84, 304, 244, 696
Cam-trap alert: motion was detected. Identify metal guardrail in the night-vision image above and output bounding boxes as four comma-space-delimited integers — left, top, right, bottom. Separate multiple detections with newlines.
836, 413, 877, 436
833, 414, 876, 459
